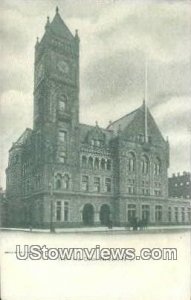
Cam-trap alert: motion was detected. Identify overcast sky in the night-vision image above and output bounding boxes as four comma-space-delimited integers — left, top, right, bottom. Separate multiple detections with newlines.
0, 0, 191, 188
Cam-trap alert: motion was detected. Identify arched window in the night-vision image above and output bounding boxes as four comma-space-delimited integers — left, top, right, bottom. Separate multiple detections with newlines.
82, 156, 87, 168
63, 174, 70, 190
141, 155, 149, 175
94, 157, 99, 169
154, 157, 161, 175
128, 152, 135, 172
88, 157, 93, 169
101, 158, 106, 170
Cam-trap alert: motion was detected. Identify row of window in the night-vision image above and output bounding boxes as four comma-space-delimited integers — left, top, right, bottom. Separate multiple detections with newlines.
173, 181, 190, 187
127, 153, 161, 175
127, 187, 161, 196
128, 205, 191, 222
55, 173, 70, 190
82, 176, 111, 193
90, 139, 103, 147
81, 156, 112, 171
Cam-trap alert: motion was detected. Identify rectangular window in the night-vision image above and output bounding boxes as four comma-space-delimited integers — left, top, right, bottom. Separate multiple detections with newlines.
82, 175, 88, 191
94, 177, 100, 192
155, 205, 162, 222
58, 130, 66, 143
105, 178, 111, 192
56, 201, 62, 221
128, 204, 136, 222
64, 201, 69, 221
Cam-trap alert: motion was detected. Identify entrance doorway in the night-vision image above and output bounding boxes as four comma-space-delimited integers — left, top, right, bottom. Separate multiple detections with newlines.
82, 204, 94, 226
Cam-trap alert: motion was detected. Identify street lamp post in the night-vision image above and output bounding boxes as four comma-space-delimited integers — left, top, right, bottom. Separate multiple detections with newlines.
49, 182, 55, 233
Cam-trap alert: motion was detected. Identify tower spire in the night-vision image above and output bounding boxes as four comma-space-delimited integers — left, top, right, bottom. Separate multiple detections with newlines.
144, 56, 148, 143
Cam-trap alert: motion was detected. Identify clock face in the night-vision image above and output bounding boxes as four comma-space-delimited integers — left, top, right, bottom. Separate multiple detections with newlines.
57, 60, 69, 74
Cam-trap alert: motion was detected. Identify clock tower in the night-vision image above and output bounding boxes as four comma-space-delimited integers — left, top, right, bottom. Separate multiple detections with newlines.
33, 7, 80, 189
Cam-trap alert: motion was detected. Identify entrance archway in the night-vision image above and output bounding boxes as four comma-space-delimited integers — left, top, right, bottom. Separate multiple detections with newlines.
100, 204, 110, 226
82, 204, 94, 226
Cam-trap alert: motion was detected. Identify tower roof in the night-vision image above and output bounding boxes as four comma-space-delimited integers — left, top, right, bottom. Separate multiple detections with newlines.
47, 7, 74, 40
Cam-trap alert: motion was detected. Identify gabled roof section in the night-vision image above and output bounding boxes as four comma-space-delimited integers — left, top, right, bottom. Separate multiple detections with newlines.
79, 123, 113, 144
48, 7, 74, 40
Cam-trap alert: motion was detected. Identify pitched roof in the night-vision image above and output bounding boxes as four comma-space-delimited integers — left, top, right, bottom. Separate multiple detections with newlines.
106, 106, 140, 135
48, 8, 74, 40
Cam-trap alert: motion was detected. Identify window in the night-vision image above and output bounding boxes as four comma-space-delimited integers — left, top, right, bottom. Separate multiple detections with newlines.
142, 205, 150, 222
82, 156, 87, 168
181, 207, 185, 222
91, 139, 95, 146
174, 207, 178, 222
82, 176, 88, 191
154, 158, 161, 175
180, 182, 183, 186
55, 174, 62, 190
94, 177, 100, 192
59, 151, 66, 163
59, 100, 66, 111
63, 174, 70, 190
101, 158, 106, 170
56, 201, 62, 221
154, 189, 161, 196
59, 95, 66, 111
142, 188, 150, 196
128, 153, 135, 172
105, 178, 111, 192
58, 130, 66, 143
88, 157, 93, 169
128, 186, 135, 194
141, 155, 149, 174
155, 205, 162, 222
106, 159, 111, 171
187, 208, 191, 222
94, 158, 99, 169
128, 204, 136, 222
64, 201, 69, 221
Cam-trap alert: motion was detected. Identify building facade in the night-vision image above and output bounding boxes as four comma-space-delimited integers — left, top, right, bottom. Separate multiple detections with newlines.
169, 172, 191, 199
6, 8, 191, 228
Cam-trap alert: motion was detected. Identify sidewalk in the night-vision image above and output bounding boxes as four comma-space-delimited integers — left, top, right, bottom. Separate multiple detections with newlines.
1, 225, 191, 234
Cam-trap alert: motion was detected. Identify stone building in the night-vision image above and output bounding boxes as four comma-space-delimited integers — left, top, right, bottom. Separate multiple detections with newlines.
6, 8, 191, 228
0, 188, 8, 227
169, 172, 191, 199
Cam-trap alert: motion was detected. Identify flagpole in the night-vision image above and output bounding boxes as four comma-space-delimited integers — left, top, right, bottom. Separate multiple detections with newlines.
144, 56, 148, 143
